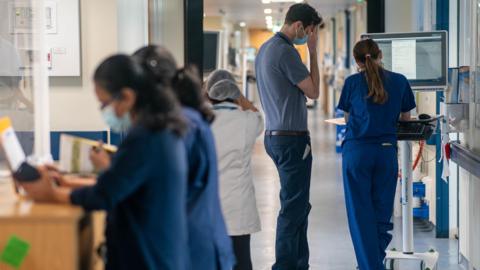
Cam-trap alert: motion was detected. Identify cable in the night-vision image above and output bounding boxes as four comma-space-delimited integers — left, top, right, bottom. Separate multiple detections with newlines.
412, 140, 424, 171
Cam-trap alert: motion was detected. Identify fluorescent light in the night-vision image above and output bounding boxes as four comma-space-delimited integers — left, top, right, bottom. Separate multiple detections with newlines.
262, 0, 271, 3
239, 22, 246, 27
264, 8, 272, 14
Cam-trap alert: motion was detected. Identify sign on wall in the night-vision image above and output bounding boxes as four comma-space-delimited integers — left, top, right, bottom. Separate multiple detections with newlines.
1, 0, 81, 77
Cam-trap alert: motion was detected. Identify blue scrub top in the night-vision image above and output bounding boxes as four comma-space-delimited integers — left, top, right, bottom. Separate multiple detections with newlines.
182, 107, 235, 270
255, 32, 310, 131
337, 70, 416, 144
70, 126, 189, 270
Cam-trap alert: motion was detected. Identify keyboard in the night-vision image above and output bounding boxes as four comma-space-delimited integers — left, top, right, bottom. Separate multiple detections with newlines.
397, 119, 439, 141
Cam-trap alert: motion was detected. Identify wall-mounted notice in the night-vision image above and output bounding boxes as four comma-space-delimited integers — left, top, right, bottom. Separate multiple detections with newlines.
392, 40, 417, 80
8, 1, 57, 34
2, 0, 80, 77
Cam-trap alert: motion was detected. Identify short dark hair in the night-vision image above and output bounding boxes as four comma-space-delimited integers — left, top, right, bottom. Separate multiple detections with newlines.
285, 3, 323, 28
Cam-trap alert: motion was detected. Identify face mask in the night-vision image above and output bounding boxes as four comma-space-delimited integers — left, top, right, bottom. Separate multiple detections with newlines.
293, 26, 308, 45
101, 104, 131, 133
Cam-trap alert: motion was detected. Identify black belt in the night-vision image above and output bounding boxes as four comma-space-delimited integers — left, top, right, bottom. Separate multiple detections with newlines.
265, 130, 310, 136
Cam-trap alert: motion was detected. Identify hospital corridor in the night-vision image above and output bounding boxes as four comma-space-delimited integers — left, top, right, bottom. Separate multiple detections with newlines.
249, 111, 463, 270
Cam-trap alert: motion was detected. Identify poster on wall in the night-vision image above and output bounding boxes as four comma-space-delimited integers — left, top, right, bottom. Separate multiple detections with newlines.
4, 0, 80, 77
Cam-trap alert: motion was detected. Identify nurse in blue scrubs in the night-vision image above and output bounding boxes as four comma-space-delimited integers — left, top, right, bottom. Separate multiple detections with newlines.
21, 55, 189, 270
337, 39, 416, 270
133, 46, 236, 270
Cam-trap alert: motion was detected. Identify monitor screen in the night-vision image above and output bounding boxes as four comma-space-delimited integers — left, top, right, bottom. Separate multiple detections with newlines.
203, 31, 219, 73
361, 31, 448, 89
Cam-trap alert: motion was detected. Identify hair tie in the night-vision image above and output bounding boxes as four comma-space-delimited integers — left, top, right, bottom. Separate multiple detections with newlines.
365, 54, 371, 58
149, 59, 158, 68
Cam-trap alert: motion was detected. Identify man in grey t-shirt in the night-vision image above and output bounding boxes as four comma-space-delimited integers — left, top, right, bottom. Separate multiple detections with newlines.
255, 3, 322, 270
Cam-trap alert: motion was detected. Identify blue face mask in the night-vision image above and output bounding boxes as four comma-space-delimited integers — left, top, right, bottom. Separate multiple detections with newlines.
101, 104, 131, 133
293, 26, 308, 45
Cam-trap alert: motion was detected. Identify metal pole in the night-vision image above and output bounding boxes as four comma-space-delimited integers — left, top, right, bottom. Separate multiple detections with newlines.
400, 140, 414, 253
32, 0, 52, 162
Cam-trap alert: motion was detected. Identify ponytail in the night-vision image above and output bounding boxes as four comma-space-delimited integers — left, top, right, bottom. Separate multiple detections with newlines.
172, 67, 215, 123
364, 55, 387, 104
353, 39, 388, 104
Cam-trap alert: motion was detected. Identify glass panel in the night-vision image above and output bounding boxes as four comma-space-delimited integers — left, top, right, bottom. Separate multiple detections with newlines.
0, 0, 51, 168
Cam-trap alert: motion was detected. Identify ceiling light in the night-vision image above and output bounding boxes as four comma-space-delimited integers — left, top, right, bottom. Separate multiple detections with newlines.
262, 0, 271, 3
264, 8, 272, 14
239, 22, 246, 27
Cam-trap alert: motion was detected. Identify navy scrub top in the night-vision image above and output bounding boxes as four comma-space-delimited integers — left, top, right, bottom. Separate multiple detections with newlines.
71, 126, 188, 270
337, 70, 416, 144
182, 107, 235, 270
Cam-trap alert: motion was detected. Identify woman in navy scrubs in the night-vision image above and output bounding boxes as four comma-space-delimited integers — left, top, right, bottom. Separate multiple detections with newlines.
133, 46, 235, 270
337, 39, 416, 270
21, 55, 189, 270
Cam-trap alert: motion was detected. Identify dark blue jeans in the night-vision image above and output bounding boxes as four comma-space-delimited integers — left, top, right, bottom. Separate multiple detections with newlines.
265, 135, 312, 270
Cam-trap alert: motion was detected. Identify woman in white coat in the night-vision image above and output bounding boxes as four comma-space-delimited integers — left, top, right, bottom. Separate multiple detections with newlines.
207, 70, 263, 270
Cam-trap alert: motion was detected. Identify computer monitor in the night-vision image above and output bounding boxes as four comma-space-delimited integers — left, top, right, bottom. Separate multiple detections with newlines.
361, 31, 448, 89
203, 31, 222, 74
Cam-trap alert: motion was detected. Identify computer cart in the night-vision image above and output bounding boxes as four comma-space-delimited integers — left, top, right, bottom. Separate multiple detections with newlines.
385, 115, 443, 270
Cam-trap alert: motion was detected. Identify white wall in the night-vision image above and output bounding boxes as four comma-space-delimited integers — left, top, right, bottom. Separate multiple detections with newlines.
458, 0, 480, 267
49, 0, 118, 131
116, 0, 148, 54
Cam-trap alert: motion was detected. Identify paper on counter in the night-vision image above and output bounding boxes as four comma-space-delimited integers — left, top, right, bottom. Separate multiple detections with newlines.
324, 118, 346, 126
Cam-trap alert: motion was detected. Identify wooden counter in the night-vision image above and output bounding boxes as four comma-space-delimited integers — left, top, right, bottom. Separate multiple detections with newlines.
0, 196, 94, 270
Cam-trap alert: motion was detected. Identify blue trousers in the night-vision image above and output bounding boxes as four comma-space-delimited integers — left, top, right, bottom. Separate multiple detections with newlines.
265, 135, 312, 270
342, 141, 398, 270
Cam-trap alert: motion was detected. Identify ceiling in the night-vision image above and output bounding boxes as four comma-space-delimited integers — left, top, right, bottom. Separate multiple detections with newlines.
204, 0, 357, 29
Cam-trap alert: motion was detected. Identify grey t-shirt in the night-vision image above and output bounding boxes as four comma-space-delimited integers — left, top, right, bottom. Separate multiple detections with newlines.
255, 32, 310, 131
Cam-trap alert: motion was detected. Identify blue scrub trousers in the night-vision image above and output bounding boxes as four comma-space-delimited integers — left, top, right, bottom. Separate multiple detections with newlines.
265, 135, 312, 270
342, 141, 398, 270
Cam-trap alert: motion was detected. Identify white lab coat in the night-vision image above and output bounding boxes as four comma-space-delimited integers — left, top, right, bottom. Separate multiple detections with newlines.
211, 102, 264, 236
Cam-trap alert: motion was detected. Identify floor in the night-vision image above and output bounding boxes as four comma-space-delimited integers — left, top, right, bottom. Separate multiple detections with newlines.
250, 110, 465, 270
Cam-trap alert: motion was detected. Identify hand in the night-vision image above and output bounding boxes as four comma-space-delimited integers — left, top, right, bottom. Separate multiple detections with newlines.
60, 175, 96, 189
43, 164, 95, 188
89, 142, 111, 171
19, 166, 57, 202
307, 26, 318, 53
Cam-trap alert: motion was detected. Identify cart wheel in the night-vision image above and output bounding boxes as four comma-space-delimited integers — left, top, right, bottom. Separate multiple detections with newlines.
420, 261, 433, 270
389, 259, 395, 270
